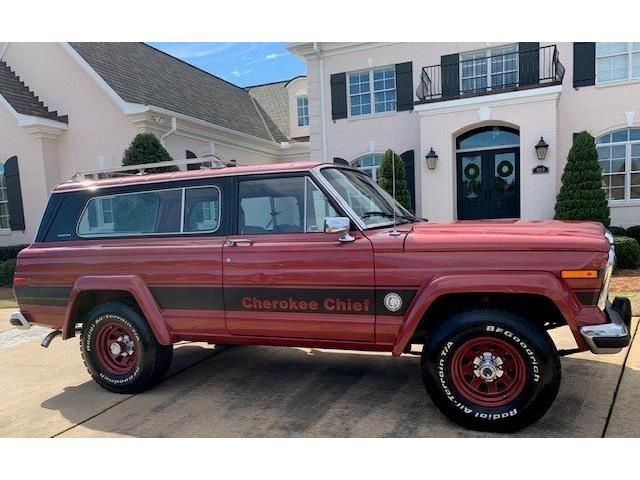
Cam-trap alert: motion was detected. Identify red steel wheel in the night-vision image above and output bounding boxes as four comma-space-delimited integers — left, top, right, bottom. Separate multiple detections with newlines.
95, 322, 138, 375
450, 336, 527, 408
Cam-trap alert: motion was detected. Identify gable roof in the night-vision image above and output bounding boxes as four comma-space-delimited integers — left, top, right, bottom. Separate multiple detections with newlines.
68, 42, 275, 141
246, 80, 291, 143
0, 60, 68, 123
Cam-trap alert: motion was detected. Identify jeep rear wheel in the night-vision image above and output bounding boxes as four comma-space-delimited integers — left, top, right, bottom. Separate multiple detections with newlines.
80, 301, 173, 394
421, 308, 561, 432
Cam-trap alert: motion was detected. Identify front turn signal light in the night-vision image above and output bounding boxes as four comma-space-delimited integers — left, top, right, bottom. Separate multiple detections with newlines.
561, 270, 598, 279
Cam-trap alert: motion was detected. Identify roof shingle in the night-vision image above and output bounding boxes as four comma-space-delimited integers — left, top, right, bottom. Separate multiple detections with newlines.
247, 81, 291, 143
0, 60, 68, 123
69, 42, 274, 141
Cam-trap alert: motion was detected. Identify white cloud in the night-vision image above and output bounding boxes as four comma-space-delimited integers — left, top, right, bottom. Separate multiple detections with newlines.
265, 53, 281, 60
163, 42, 235, 60
231, 69, 252, 78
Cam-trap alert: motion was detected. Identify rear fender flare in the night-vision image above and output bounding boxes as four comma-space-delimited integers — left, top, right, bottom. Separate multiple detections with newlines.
61, 275, 172, 345
392, 272, 582, 356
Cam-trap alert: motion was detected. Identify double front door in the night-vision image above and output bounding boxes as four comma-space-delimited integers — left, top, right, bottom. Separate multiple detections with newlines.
456, 147, 520, 220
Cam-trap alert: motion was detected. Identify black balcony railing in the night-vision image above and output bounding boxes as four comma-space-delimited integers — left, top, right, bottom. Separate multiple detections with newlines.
416, 44, 565, 103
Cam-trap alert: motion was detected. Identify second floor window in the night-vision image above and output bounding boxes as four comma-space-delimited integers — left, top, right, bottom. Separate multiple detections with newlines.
296, 96, 309, 126
596, 43, 640, 84
348, 67, 396, 117
460, 45, 518, 93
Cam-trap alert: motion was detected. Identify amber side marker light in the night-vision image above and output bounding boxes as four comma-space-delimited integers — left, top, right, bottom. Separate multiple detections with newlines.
561, 270, 598, 279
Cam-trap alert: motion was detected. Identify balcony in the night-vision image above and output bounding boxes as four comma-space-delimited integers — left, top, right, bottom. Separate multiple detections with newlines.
415, 44, 565, 104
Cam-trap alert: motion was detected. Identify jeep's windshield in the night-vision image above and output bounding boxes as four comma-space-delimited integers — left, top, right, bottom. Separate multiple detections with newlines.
320, 168, 415, 228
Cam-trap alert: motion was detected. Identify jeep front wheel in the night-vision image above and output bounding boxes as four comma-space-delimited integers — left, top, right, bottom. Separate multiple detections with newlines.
80, 301, 173, 394
421, 308, 561, 432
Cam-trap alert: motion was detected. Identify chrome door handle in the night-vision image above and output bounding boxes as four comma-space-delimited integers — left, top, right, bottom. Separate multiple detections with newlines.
225, 238, 253, 247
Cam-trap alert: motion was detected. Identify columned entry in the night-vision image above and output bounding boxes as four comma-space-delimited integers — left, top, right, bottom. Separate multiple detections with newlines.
456, 127, 520, 220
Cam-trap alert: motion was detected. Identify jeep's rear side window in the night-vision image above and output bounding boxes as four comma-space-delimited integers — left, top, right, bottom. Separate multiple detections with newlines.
77, 186, 220, 237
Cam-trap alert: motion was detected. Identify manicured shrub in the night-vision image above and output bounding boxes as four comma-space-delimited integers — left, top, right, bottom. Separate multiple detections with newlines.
0, 244, 27, 262
377, 149, 412, 212
554, 131, 610, 226
608, 226, 627, 236
122, 133, 178, 173
0, 259, 16, 287
614, 236, 640, 270
626, 225, 640, 243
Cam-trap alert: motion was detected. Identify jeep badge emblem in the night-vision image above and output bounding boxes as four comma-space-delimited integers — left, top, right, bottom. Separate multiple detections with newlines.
384, 293, 402, 312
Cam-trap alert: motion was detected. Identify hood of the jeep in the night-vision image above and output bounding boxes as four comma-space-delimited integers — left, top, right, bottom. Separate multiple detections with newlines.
404, 219, 610, 252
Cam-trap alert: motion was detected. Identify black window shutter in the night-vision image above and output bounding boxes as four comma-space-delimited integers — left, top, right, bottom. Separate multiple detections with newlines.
3, 156, 26, 231
441, 54, 460, 99
573, 42, 596, 87
333, 157, 349, 165
400, 150, 416, 212
518, 42, 539, 86
330, 73, 347, 120
395, 62, 413, 111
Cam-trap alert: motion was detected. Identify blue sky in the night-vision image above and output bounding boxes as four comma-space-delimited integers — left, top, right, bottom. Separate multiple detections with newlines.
148, 42, 306, 87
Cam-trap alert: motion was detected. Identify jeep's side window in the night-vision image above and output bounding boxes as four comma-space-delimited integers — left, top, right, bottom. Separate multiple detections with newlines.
77, 186, 221, 237
184, 187, 220, 233
238, 176, 336, 235
79, 189, 182, 236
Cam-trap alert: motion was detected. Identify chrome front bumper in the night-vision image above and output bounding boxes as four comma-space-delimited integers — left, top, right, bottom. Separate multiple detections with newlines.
9, 311, 31, 330
580, 297, 632, 354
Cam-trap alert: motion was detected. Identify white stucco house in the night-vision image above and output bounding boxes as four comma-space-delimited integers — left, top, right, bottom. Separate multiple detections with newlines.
0, 42, 310, 245
1, 41, 639, 247
288, 42, 640, 227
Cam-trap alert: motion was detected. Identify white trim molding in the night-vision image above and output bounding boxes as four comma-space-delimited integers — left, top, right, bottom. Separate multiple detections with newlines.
0, 93, 68, 138
414, 85, 563, 117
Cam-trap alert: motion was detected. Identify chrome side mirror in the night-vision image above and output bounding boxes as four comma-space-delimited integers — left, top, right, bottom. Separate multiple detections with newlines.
324, 217, 355, 242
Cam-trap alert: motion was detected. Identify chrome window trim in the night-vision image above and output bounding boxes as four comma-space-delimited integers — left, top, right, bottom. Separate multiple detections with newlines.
76, 184, 222, 238
311, 165, 412, 231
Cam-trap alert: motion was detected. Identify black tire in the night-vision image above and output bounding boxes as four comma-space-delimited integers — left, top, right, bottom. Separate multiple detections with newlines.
421, 308, 561, 433
80, 301, 173, 394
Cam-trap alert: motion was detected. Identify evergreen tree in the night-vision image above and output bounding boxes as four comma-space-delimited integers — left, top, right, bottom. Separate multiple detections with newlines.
377, 149, 412, 211
122, 133, 178, 173
554, 131, 610, 226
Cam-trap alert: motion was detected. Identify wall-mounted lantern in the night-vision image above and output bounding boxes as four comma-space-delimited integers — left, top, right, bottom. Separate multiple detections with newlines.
535, 136, 549, 160
425, 147, 438, 170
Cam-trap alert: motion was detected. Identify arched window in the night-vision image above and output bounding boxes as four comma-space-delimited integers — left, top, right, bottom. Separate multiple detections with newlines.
596, 128, 640, 201
0, 163, 10, 230
456, 126, 519, 151
351, 153, 383, 181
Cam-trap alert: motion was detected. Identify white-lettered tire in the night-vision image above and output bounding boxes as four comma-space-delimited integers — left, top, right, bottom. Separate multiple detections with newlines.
421, 308, 561, 432
80, 301, 173, 394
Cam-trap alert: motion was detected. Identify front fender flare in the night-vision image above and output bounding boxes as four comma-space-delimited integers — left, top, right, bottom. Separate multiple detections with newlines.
61, 275, 173, 345
391, 272, 583, 356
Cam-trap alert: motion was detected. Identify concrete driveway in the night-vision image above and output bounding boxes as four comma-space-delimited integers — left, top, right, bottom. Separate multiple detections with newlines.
1, 307, 638, 437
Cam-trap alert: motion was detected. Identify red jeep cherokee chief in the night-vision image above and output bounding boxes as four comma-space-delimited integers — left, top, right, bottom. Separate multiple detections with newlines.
10, 161, 631, 432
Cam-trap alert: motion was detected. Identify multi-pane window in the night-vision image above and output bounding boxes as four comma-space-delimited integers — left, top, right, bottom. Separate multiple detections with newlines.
296, 96, 309, 126
351, 154, 384, 182
596, 128, 640, 201
460, 45, 518, 93
78, 186, 221, 237
596, 43, 640, 84
348, 67, 396, 117
0, 163, 9, 230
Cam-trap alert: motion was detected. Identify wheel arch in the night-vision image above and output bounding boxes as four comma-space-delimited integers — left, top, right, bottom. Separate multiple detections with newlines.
392, 272, 583, 356
61, 275, 173, 345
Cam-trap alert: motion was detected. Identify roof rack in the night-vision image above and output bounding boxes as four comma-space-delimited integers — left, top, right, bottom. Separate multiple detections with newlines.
70, 156, 240, 182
